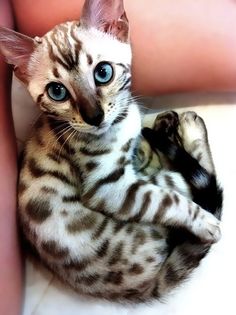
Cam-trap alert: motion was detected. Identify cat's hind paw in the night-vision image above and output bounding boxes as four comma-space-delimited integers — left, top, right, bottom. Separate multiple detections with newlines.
179, 111, 208, 152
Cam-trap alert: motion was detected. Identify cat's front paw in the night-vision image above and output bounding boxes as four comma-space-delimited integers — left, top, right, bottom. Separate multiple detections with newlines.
142, 111, 181, 149
153, 110, 179, 137
192, 210, 221, 244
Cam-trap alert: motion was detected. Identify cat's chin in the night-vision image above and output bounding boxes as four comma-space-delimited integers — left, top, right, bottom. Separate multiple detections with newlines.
97, 124, 111, 134
76, 122, 112, 136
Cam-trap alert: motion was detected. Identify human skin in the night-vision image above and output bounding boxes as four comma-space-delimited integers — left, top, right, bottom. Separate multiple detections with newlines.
12, 0, 236, 95
1, 0, 236, 314
0, 1, 23, 315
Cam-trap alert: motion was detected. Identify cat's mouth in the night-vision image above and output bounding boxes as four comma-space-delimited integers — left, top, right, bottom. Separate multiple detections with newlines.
70, 120, 111, 136
70, 105, 129, 135
92, 122, 112, 134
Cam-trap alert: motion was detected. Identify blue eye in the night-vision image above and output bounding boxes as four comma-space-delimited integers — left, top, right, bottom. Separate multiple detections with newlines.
94, 62, 114, 85
47, 82, 69, 102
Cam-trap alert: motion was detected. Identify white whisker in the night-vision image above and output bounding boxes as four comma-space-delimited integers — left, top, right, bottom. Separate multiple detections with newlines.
45, 124, 72, 151
54, 125, 72, 140
58, 127, 75, 158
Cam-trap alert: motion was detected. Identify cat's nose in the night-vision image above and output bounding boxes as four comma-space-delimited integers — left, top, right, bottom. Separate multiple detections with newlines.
80, 105, 104, 127
85, 109, 104, 127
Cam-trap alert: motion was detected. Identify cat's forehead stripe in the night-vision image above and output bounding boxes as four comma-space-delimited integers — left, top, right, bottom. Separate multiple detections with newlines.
53, 67, 60, 78
51, 28, 77, 71
45, 37, 71, 71
45, 23, 83, 71
87, 54, 93, 65
70, 22, 81, 42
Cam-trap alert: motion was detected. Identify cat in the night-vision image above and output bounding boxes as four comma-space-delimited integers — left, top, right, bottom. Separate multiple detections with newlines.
0, 0, 223, 302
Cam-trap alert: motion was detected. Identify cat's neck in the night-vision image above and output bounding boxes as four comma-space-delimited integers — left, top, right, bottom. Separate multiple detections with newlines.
95, 102, 142, 147
75, 102, 141, 148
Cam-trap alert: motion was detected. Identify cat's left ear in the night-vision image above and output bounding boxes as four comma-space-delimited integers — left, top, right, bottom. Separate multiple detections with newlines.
81, 0, 129, 43
0, 26, 36, 82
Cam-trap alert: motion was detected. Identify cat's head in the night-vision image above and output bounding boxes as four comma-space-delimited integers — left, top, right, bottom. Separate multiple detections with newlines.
0, 0, 132, 134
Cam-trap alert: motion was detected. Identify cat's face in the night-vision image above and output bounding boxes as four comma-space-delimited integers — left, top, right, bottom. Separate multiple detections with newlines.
0, 0, 131, 134
28, 22, 132, 134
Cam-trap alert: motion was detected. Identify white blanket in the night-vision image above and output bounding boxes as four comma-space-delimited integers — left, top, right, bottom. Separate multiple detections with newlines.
12, 78, 236, 315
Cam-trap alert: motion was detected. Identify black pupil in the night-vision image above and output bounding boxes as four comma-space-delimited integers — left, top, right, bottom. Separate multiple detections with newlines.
98, 66, 107, 78
53, 84, 63, 96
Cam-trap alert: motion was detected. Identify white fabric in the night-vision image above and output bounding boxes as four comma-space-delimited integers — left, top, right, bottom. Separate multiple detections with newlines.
12, 78, 236, 315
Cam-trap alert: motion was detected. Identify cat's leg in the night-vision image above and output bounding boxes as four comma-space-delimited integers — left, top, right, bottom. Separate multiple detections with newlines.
18, 184, 208, 301
179, 111, 215, 174
148, 112, 222, 292
82, 164, 221, 244
134, 136, 162, 176
140, 111, 192, 197
18, 139, 208, 301
142, 110, 223, 216
178, 111, 223, 216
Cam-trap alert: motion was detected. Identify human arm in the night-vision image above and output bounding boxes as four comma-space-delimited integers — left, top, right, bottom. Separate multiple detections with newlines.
12, 0, 236, 95
0, 1, 23, 314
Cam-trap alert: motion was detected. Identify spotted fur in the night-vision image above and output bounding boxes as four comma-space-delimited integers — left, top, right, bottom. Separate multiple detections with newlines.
0, 0, 222, 302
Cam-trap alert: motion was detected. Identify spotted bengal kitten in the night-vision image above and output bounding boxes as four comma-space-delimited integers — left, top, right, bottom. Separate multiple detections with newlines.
0, 0, 222, 302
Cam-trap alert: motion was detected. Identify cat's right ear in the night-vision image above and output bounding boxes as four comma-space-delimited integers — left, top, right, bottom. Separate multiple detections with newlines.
80, 0, 129, 43
0, 26, 36, 82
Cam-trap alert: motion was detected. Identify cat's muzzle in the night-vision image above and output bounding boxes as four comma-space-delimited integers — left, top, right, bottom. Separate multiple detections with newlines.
80, 104, 104, 127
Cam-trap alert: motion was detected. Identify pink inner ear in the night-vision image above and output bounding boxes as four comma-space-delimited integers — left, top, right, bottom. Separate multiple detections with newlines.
0, 26, 35, 67
81, 0, 129, 42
